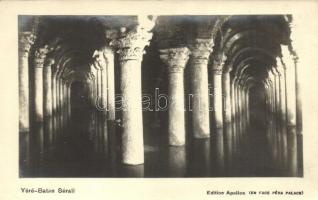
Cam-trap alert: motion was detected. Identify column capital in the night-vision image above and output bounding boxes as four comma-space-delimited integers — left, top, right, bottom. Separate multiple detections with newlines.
281, 45, 298, 67
102, 47, 114, 56
211, 52, 227, 75
44, 58, 55, 68
93, 50, 106, 70
188, 38, 214, 64
276, 56, 286, 72
159, 47, 190, 73
34, 46, 49, 67
110, 16, 156, 62
19, 32, 36, 56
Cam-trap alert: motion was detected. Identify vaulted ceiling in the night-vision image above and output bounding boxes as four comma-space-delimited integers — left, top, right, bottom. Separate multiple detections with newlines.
19, 15, 291, 90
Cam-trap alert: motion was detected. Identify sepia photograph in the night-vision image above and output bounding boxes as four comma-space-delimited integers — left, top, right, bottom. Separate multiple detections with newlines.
1, 0, 318, 200
19, 15, 303, 178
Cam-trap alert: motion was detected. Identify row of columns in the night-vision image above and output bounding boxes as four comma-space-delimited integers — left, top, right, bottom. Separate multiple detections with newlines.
263, 44, 301, 176
19, 17, 302, 171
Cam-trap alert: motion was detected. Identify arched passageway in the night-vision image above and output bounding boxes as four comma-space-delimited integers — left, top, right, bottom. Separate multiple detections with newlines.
19, 15, 303, 177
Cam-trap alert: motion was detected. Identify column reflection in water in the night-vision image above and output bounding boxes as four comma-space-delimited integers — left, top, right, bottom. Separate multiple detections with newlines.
167, 146, 186, 177
224, 123, 233, 173
212, 128, 225, 176
297, 132, 303, 177
29, 122, 44, 176
44, 117, 54, 155
119, 164, 144, 177
19, 131, 31, 176
101, 116, 109, 156
281, 125, 288, 175
287, 127, 298, 177
188, 139, 211, 177
108, 121, 118, 177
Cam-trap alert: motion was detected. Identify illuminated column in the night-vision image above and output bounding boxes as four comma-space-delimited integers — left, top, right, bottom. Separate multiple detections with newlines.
67, 84, 71, 120
246, 88, 250, 126
103, 48, 116, 120
274, 69, 281, 122
289, 16, 303, 134
43, 58, 54, 118
89, 65, 97, 108
281, 45, 297, 128
188, 39, 213, 138
237, 83, 244, 140
110, 18, 155, 165
223, 72, 233, 163
234, 78, 241, 149
277, 58, 287, 126
19, 32, 35, 132
94, 50, 109, 115
93, 61, 102, 108
230, 77, 237, 154
159, 47, 190, 146
58, 79, 63, 129
33, 47, 48, 122
223, 72, 232, 125
211, 53, 226, 129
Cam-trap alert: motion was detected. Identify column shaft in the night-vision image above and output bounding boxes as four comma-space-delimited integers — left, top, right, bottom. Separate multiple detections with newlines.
223, 73, 232, 124
120, 59, 144, 164
19, 32, 34, 132
33, 48, 48, 122
43, 59, 54, 118
282, 46, 297, 127
110, 20, 155, 164
104, 49, 116, 120
159, 47, 190, 146
213, 72, 223, 128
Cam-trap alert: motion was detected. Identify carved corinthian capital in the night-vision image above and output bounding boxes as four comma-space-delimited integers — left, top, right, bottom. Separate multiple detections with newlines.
93, 50, 106, 70
159, 47, 190, 73
189, 38, 214, 64
281, 45, 298, 68
44, 58, 55, 69
19, 32, 36, 57
110, 16, 156, 61
34, 46, 49, 67
212, 52, 227, 75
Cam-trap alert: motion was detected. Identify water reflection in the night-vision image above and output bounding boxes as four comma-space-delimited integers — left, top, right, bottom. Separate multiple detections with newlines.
188, 139, 211, 177
20, 111, 303, 177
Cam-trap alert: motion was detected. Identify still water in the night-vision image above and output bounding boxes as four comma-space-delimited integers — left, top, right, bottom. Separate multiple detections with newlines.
19, 109, 303, 178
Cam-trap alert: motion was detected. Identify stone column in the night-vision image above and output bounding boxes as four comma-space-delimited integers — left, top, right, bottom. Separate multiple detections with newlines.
94, 51, 108, 114
237, 83, 244, 141
234, 79, 240, 148
63, 84, 68, 125
188, 39, 213, 138
103, 48, 116, 120
43, 58, 54, 118
93, 61, 101, 107
246, 88, 250, 126
211, 53, 227, 129
19, 32, 35, 132
275, 72, 281, 120
289, 16, 303, 134
281, 45, 297, 127
33, 47, 48, 122
223, 72, 232, 125
52, 76, 57, 116
230, 77, 237, 154
58, 79, 64, 129
55, 78, 61, 132
159, 47, 190, 146
110, 19, 154, 165
223, 72, 233, 164
67, 85, 71, 120
277, 58, 287, 125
